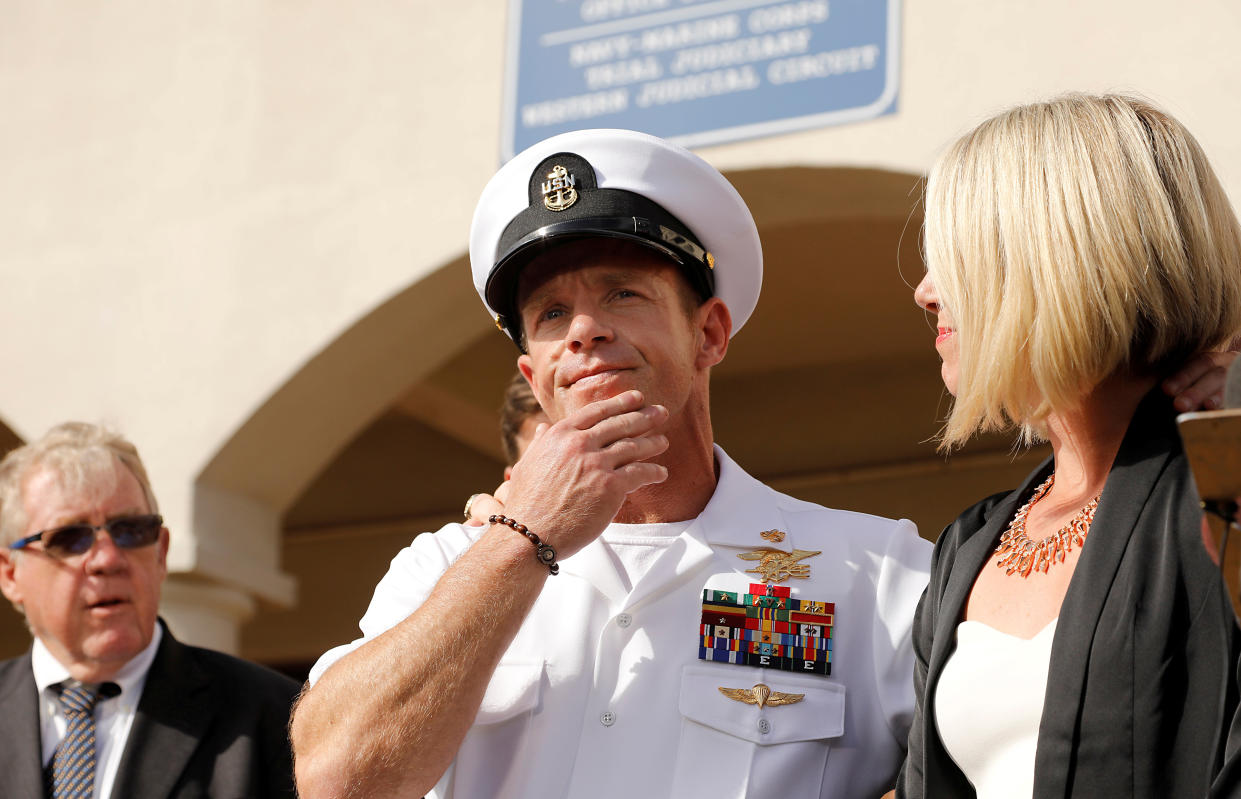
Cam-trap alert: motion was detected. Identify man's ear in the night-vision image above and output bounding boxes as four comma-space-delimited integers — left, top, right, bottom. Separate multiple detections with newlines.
517, 356, 550, 410
156, 526, 170, 573
0, 550, 23, 607
694, 298, 731, 370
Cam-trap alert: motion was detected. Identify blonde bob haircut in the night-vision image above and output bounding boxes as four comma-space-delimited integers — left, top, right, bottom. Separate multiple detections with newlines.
925, 93, 1241, 450
0, 422, 158, 548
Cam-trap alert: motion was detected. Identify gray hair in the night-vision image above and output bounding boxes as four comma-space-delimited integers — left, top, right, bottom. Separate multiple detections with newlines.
0, 422, 158, 547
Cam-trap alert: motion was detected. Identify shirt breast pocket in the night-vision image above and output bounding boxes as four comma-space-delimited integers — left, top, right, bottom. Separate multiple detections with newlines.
474, 660, 544, 724
671, 663, 845, 798
449, 660, 547, 796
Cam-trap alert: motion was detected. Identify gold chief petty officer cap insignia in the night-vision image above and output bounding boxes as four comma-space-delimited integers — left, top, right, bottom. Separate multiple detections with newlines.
542, 165, 578, 211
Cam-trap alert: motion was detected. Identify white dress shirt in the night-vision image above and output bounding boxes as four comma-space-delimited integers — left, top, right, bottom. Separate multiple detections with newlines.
312, 447, 932, 799
32, 623, 162, 799
935, 618, 1057, 799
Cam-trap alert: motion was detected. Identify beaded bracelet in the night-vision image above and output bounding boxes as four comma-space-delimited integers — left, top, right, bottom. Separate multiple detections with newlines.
489, 514, 559, 575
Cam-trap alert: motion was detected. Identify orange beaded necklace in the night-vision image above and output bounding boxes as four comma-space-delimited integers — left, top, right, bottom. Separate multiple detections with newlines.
994, 474, 1101, 578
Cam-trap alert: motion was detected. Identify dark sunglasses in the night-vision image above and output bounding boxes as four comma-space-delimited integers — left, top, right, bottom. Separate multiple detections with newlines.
9, 514, 163, 559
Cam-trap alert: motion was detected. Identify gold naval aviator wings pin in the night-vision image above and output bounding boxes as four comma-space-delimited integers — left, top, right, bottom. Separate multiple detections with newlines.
542, 165, 578, 211
737, 546, 821, 583
718, 683, 805, 709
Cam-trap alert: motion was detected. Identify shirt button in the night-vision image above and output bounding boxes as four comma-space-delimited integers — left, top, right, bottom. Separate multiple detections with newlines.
757, 718, 771, 735
600, 710, 617, 727
616, 613, 632, 628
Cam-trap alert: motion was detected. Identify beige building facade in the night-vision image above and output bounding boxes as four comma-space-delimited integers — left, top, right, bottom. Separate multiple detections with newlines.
1, 1, 1239, 671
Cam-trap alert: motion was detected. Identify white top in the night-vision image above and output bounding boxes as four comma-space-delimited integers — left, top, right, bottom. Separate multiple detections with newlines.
600, 520, 689, 593
934, 618, 1058, 799
311, 446, 932, 799
32, 624, 162, 799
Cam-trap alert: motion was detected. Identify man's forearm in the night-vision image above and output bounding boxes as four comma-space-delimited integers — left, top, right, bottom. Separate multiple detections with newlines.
291, 527, 550, 799
293, 392, 670, 797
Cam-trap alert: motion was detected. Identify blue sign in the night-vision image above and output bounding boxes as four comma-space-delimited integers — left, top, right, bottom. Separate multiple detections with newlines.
502, 0, 899, 159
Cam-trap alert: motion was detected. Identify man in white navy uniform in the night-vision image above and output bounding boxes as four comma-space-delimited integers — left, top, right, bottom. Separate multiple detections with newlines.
291, 129, 932, 799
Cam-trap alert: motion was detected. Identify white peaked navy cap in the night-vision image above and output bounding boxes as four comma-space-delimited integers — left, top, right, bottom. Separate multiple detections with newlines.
468, 128, 763, 347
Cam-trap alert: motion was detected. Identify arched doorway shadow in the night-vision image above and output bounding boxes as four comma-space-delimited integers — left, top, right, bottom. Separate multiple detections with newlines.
197, 254, 496, 514
0, 422, 20, 457
184, 254, 506, 618
0, 420, 29, 660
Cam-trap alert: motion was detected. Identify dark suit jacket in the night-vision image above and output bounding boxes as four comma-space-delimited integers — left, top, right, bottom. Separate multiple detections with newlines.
0, 621, 299, 798
899, 391, 1241, 798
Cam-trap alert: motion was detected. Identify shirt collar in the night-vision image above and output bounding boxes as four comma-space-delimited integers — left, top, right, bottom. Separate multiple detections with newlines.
31, 622, 163, 698
692, 445, 789, 549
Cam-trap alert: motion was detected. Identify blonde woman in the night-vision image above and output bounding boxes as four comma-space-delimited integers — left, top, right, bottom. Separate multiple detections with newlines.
899, 94, 1241, 798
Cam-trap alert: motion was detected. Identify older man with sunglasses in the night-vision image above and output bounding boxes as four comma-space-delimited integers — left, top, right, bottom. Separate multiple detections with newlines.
0, 422, 299, 798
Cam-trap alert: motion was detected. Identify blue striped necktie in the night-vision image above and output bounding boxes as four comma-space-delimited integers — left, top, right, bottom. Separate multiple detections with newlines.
50, 681, 102, 799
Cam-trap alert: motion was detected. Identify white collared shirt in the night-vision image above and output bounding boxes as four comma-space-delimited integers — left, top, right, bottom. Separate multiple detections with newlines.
311, 446, 932, 799
32, 624, 162, 799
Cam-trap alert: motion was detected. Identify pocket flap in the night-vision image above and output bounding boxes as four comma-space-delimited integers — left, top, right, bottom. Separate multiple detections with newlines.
678, 663, 845, 745
475, 660, 544, 725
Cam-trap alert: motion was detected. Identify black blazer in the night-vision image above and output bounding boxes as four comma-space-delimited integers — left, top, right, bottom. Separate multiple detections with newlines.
899, 392, 1241, 799
0, 621, 299, 798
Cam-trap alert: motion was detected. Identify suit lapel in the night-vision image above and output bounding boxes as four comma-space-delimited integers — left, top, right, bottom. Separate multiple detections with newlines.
112, 625, 215, 798
927, 464, 1049, 681
910, 458, 1050, 794
0, 653, 46, 797
1032, 392, 1177, 799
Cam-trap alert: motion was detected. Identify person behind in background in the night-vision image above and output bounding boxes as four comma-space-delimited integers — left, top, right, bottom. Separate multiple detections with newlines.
900, 93, 1241, 798
291, 128, 933, 799
499, 369, 549, 479
464, 370, 551, 527
0, 422, 299, 798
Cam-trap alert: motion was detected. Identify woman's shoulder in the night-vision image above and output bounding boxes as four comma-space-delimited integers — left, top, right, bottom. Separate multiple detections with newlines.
925, 489, 1014, 585
1135, 440, 1227, 583
936, 490, 1012, 551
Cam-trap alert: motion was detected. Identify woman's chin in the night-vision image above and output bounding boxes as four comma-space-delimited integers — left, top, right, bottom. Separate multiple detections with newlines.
941, 364, 958, 397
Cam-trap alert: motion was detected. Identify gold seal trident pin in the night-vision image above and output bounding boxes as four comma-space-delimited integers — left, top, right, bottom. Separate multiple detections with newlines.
542, 165, 578, 211
718, 683, 804, 709
737, 547, 821, 583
